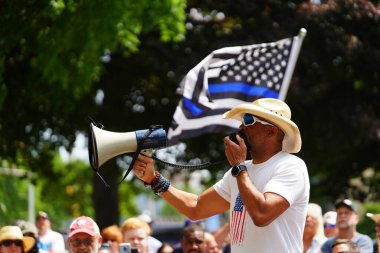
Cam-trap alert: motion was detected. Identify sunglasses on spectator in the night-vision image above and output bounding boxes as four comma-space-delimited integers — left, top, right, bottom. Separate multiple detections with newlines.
324, 223, 335, 229
243, 114, 274, 127
1, 240, 23, 247
70, 238, 94, 247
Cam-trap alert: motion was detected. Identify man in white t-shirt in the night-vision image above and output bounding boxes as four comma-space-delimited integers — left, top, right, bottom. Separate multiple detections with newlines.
133, 98, 310, 253
36, 211, 66, 253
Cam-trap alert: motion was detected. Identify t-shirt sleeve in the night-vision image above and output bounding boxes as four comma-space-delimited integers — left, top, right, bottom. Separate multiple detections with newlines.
213, 169, 232, 203
321, 238, 334, 253
263, 159, 308, 205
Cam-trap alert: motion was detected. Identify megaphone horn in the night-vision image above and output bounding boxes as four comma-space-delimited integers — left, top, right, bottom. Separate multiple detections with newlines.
88, 123, 167, 170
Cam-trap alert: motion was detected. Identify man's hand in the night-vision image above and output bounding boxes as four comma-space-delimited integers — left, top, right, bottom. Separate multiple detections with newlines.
224, 134, 247, 166
133, 154, 156, 183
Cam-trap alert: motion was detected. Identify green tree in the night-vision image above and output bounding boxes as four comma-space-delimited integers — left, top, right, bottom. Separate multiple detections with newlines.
0, 0, 186, 227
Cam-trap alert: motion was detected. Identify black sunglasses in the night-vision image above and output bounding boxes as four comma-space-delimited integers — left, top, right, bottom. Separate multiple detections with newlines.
1, 240, 23, 247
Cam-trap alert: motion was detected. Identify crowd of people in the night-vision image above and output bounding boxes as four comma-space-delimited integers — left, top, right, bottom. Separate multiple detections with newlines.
0, 211, 229, 253
1, 98, 380, 253
302, 199, 378, 253
1, 199, 379, 253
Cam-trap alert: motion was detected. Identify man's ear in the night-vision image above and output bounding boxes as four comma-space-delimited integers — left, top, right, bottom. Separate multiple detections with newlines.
97, 236, 103, 248
354, 214, 360, 224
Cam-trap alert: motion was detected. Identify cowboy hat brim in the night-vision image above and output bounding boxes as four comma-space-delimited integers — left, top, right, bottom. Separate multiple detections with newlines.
367, 213, 380, 224
22, 236, 35, 252
223, 103, 301, 153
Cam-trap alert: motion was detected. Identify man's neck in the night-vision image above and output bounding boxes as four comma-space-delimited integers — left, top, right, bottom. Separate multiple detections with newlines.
338, 228, 357, 239
251, 150, 281, 164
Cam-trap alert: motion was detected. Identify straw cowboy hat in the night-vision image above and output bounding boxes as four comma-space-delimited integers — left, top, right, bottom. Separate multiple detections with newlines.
0, 226, 35, 252
223, 98, 301, 153
367, 213, 380, 224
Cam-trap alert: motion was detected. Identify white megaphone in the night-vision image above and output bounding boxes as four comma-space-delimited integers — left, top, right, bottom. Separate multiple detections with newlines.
88, 123, 167, 170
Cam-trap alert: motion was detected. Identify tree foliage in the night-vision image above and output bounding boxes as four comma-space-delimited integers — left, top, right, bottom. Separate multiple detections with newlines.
0, 0, 185, 226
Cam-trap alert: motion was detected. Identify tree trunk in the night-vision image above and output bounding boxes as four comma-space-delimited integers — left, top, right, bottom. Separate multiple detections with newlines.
93, 161, 120, 230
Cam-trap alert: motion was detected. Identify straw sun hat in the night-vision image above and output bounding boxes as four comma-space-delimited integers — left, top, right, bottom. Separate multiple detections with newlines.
223, 98, 301, 153
367, 213, 380, 224
0, 226, 35, 252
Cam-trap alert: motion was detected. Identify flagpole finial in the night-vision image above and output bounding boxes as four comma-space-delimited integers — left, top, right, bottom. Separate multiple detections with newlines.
299, 28, 307, 38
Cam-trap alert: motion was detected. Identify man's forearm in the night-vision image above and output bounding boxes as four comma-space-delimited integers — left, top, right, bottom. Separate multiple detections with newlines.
161, 186, 202, 220
161, 185, 230, 221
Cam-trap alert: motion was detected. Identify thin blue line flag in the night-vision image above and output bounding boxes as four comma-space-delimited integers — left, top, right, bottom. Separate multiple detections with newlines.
167, 29, 306, 145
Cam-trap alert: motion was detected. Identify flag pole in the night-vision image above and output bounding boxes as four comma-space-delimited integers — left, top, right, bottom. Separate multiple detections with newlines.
299, 27, 307, 38
278, 28, 307, 100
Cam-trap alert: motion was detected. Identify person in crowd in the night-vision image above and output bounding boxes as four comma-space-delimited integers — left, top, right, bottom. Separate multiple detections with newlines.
133, 98, 310, 253
67, 216, 102, 253
303, 203, 327, 253
331, 238, 361, 253
173, 224, 205, 253
137, 212, 162, 253
101, 225, 122, 253
366, 212, 380, 253
323, 211, 338, 238
98, 243, 112, 253
204, 232, 221, 253
17, 220, 45, 253
121, 217, 152, 253
321, 199, 373, 253
0, 226, 35, 253
36, 211, 65, 253
210, 222, 229, 253
157, 243, 174, 253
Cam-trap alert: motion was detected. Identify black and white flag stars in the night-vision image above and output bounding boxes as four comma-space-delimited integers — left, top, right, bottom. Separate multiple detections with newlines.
168, 29, 306, 145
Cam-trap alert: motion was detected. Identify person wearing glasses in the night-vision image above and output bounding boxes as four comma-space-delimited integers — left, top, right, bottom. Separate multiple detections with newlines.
67, 216, 102, 253
323, 211, 338, 238
36, 211, 65, 253
0, 226, 35, 253
133, 98, 310, 253
321, 199, 372, 253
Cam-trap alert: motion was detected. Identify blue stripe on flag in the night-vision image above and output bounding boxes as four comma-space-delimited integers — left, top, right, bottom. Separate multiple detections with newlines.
209, 82, 279, 98
183, 97, 203, 116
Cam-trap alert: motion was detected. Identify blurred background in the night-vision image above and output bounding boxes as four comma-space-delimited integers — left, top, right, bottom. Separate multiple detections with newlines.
1, 0, 380, 239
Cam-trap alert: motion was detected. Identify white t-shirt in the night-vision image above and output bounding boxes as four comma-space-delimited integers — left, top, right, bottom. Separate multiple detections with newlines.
214, 151, 310, 253
37, 229, 66, 253
148, 236, 162, 253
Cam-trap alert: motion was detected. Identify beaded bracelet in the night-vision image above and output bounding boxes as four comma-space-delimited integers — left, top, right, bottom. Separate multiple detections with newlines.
144, 171, 161, 188
153, 176, 170, 196
143, 171, 170, 196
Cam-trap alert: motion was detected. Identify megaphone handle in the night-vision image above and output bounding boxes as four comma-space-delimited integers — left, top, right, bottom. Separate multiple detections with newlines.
141, 149, 153, 157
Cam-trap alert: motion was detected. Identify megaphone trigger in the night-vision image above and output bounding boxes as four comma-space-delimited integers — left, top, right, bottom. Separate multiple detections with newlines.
141, 149, 154, 157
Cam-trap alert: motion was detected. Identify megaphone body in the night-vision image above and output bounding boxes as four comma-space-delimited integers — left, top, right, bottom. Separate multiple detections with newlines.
89, 123, 167, 170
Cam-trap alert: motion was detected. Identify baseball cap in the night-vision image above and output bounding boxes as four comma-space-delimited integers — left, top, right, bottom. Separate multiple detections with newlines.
68, 216, 100, 238
323, 211, 337, 225
18, 221, 38, 236
36, 211, 49, 220
335, 199, 358, 213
